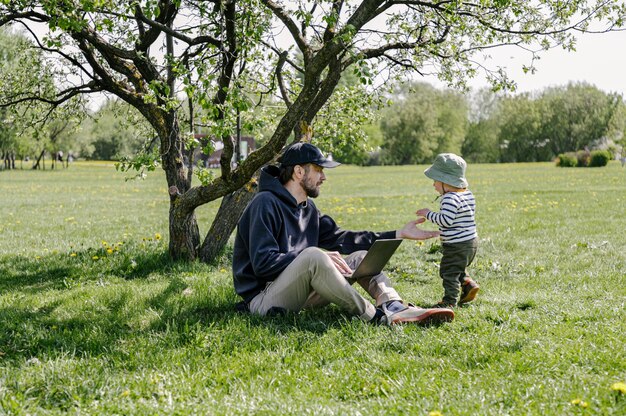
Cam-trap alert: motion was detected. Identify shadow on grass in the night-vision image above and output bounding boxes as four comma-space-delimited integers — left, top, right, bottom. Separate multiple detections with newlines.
0, 244, 179, 292
0, 249, 343, 362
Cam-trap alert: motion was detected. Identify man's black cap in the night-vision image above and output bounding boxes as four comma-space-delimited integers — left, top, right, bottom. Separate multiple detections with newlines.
278, 142, 340, 168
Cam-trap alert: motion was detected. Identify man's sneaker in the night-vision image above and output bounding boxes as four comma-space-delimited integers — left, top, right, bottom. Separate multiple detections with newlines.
379, 301, 454, 326
459, 277, 480, 305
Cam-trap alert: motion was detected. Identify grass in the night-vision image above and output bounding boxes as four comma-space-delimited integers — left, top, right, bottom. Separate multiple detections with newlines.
1, 161, 625, 415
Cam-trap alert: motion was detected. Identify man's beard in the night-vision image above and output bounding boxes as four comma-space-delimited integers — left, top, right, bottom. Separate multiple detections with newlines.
301, 175, 321, 198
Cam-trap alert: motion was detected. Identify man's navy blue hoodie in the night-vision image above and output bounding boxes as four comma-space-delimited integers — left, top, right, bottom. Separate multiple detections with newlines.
233, 165, 396, 302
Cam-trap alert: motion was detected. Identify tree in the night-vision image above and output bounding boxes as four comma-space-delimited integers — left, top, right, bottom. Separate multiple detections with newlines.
495, 93, 547, 162
380, 82, 467, 164
1, 1, 625, 262
462, 118, 501, 163
609, 98, 626, 154
462, 88, 501, 163
0, 26, 82, 169
0, 27, 39, 168
539, 83, 622, 156
84, 99, 151, 161
492, 83, 624, 162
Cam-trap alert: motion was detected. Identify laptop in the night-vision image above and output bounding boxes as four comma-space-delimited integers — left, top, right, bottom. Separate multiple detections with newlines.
345, 238, 402, 281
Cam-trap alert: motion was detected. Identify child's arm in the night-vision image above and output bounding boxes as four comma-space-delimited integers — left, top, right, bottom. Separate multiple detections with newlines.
417, 207, 451, 227
424, 195, 458, 228
416, 208, 431, 217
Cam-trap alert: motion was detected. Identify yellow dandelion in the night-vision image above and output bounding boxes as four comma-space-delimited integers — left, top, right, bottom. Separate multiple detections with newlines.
429, 411, 443, 416
92, 255, 99, 260
106, 248, 113, 255
35, 255, 41, 260
571, 399, 581, 405
611, 382, 626, 394
155, 233, 162, 240
70, 253, 77, 257
121, 390, 130, 397
220, 268, 227, 273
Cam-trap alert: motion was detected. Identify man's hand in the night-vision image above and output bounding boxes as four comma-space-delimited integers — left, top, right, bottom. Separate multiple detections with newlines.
416, 208, 430, 217
326, 251, 353, 275
396, 220, 441, 240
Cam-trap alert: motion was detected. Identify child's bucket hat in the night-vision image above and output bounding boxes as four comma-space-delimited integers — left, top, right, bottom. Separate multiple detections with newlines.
424, 153, 468, 188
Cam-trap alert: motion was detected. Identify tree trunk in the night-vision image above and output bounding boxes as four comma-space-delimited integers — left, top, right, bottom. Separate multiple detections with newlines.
168, 203, 201, 261
198, 182, 257, 263
32, 150, 45, 170
156, 104, 203, 261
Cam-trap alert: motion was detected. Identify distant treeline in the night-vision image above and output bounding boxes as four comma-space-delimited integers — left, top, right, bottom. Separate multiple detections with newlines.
332, 82, 625, 166
2, 82, 624, 169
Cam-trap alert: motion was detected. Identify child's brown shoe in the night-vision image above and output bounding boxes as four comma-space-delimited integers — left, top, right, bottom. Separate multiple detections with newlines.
459, 277, 480, 304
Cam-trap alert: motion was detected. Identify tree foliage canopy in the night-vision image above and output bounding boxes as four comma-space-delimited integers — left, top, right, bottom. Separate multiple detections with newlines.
461, 83, 626, 163
380, 82, 467, 164
0, 26, 83, 168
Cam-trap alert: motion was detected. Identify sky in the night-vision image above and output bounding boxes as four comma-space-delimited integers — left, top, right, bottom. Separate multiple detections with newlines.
453, 29, 626, 96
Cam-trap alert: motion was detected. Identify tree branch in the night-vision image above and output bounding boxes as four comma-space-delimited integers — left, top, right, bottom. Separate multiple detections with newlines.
345, 23, 449, 66
275, 51, 292, 108
133, 5, 222, 49
0, 10, 49, 27
261, 0, 311, 61
16, 22, 97, 82
216, 0, 239, 179
0, 82, 101, 108
323, 1, 344, 43
72, 37, 141, 106
260, 40, 305, 73
134, 0, 178, 52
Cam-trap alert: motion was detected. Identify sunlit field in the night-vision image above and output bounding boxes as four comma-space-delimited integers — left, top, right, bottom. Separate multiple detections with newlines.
1, 161, 625, 415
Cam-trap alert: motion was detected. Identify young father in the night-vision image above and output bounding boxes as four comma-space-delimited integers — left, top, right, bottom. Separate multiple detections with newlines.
233, 143, 455, 325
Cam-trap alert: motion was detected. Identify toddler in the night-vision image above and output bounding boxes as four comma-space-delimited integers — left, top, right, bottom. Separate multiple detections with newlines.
416, 153, 479, 307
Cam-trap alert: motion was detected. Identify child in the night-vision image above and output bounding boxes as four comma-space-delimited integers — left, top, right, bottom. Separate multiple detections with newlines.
416, 153, 479, 307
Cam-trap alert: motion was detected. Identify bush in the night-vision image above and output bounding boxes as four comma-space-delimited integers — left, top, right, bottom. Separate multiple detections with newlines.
589, 150, 611, 167
557, 149, 611, 168
576, 150, 591, 167
557, 152, 577, 167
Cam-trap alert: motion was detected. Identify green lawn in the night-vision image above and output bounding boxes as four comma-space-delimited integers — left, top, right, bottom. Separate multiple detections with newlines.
1, 161, 625, 415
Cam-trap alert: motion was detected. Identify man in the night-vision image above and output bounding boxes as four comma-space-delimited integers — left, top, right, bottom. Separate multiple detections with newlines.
233, 142, 454, 325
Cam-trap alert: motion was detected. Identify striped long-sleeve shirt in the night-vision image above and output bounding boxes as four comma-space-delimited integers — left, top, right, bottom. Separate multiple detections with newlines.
426, 190, 477, 244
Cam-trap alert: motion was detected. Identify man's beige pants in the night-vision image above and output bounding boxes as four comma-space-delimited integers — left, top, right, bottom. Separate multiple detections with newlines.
248, 247, 402, 322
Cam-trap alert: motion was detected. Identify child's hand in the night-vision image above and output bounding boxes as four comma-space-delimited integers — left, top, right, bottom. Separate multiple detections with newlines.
416, 208, 430, 217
